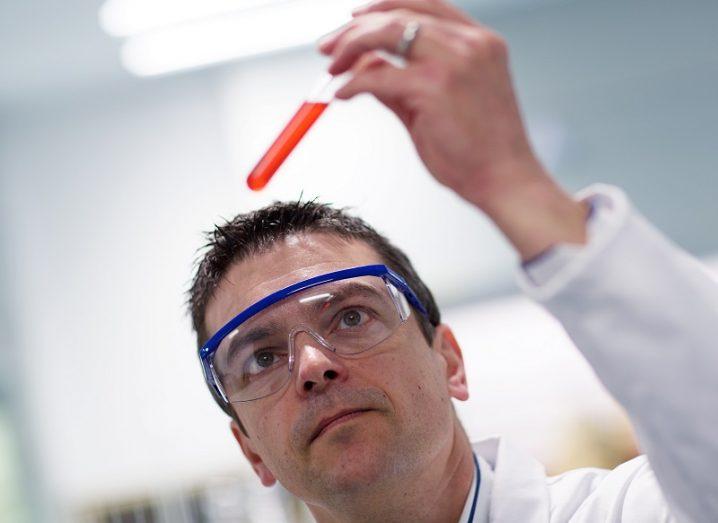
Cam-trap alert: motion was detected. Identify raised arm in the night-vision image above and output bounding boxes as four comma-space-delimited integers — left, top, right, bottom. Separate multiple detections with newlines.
319, 1, 718, 520
517, 184, 718, 522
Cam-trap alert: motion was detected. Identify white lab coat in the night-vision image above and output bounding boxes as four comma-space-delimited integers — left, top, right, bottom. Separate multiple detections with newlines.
465, 185, 718, 522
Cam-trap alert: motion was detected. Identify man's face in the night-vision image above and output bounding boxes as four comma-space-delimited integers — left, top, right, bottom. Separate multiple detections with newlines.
204, 233, 468, 505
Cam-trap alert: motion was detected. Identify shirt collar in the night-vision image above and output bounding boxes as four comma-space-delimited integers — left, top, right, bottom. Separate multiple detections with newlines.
458, 452, 493, 523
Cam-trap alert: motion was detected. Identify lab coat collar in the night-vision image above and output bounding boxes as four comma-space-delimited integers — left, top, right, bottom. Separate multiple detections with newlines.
472, 437, 550, 522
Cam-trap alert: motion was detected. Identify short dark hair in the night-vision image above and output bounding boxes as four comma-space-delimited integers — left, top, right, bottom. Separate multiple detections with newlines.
187, 200, 441, 427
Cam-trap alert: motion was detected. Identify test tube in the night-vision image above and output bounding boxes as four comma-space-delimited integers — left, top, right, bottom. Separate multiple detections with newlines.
246, 73, 350, 191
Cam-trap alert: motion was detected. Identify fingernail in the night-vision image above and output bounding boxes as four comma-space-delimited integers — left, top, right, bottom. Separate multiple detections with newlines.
317, 36, 339, 55
317, 36, 331, 51
334, 86, 349, 100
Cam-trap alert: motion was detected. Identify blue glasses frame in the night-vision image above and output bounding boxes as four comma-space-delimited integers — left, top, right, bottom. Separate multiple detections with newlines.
199, 264, 429, 405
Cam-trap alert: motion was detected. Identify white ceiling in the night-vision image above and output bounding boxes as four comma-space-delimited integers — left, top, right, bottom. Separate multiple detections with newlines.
0, 0, 551, 109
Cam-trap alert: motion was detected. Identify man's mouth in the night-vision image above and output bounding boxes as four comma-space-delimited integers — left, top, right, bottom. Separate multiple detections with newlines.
310, 408, 373, 443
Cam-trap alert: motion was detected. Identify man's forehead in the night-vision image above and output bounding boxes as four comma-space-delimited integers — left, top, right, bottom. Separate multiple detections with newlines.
204, 233, 383, 332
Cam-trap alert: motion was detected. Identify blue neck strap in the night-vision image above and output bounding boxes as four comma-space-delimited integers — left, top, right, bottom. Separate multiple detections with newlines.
467, 452, 481, 522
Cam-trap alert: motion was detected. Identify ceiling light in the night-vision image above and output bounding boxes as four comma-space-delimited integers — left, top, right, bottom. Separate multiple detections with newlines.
100, 0, 361, 77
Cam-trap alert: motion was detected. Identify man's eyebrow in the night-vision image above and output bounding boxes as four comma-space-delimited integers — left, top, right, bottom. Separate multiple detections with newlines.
221, 283, 386, 360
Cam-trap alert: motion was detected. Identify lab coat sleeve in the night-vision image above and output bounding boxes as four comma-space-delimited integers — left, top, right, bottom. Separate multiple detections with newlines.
516, 184, 718, 523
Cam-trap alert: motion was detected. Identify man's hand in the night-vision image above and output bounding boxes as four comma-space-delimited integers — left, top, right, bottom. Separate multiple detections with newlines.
318, 0, 589, 261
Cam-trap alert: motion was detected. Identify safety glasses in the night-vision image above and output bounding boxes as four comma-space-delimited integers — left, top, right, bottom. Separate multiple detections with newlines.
199, 265, 428, 405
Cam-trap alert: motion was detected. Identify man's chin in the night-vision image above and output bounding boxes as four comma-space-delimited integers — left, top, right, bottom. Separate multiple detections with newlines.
317, 451, 392, 493
308, 424, 403, 492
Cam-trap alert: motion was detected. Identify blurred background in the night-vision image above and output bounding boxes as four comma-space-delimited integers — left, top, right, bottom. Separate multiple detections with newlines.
1, 0, 717, 521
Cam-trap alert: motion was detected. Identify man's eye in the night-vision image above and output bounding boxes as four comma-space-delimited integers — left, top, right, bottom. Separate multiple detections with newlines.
339, 309, 368, 329
245, 348, 286, 376
255, 351, 276, 368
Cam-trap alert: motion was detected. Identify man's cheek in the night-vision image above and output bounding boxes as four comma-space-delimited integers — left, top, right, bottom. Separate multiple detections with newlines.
256, 411, 284, 443
243, 407, 281, 450
257, 435, 285, 466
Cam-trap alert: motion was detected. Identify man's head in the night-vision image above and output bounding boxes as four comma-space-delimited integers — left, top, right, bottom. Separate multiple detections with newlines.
188, 201, 469, 508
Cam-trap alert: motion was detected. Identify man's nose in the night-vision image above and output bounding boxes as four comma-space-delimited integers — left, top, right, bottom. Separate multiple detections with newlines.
292, 330, 348, 396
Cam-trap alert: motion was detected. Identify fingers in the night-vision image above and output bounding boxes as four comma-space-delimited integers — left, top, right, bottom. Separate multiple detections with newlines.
335, 52, 408, 101
352, 50, 395, 71
336, 55, 414, 126
352, 0, 476, 25
326, 13, 458, 75
318, 0, 474, 56
317, 21, 354, 55
326, 13, 419, 75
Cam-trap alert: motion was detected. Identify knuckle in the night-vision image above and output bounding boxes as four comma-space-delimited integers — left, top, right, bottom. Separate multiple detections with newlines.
332, 27, 357, 54
387, 16, 405, 35
455, 29, 508, 65
454, 38, 476, 61
341, 35, 369, 59
484, 31, 508, 60
466, 32, 487, 55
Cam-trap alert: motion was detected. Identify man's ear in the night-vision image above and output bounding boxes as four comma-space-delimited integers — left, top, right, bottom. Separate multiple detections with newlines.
432, 324, 469, 401
230, 420, 277, 487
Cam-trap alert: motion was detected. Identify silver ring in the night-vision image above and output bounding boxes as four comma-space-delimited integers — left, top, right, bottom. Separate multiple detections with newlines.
396, 21, 420, 58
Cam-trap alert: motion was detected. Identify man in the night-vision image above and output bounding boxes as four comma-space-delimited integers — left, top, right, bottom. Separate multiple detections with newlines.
188, 1, 718, 521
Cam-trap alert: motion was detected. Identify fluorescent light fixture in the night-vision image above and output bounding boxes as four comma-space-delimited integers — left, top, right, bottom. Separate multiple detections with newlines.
100, 0, 362, 77
99, 0, 282, 38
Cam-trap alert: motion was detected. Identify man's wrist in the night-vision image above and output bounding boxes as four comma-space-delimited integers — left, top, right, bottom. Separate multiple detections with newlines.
462, 161, 589, 262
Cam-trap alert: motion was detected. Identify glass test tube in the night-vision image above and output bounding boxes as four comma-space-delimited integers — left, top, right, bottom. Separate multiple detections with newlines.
246, 73, 350, 191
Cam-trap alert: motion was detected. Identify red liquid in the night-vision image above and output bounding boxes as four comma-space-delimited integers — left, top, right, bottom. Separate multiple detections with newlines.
246, 101, 329, 190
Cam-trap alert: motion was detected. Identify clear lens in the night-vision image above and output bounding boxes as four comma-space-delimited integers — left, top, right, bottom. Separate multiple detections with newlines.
212, 275, 408, 402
